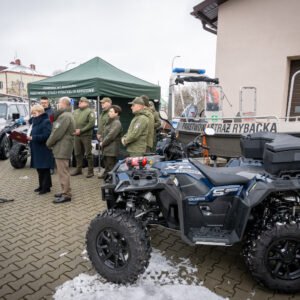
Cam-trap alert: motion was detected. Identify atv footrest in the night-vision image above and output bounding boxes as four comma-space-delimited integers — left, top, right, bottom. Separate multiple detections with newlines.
188, 227, 239, 246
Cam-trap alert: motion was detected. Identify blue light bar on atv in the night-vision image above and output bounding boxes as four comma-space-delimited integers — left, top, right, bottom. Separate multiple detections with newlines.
172, 68, 206, 74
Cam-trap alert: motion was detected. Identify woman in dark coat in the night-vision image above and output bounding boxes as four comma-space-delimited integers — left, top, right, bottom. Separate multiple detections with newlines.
28, 104, 54, 195
99, 105, 123, 178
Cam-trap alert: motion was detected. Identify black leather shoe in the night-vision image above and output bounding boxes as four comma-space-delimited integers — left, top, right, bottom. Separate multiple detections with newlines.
53, 196, 71, 204
39, 188, 50, 195
54, 193, 63, 198
34, 188, 41, 192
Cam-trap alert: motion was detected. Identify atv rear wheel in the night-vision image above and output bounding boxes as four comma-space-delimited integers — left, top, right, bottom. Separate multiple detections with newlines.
86, 210, 151, 284
9, 143, 28, 169
0, 135, 11, 160
244, 223, 300, 293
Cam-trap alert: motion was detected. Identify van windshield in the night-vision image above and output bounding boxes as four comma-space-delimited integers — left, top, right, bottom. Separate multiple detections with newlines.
0, 103, 7, 119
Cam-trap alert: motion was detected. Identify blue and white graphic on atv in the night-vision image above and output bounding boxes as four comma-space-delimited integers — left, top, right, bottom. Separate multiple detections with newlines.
154, 159, 202, 177
152, 159, 247, 203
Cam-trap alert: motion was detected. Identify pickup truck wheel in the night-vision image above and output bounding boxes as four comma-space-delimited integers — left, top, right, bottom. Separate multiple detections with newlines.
0, 135, 11, 160
86, 210, 151, 284
10, 143, 28, 169
244, 223, 300, 293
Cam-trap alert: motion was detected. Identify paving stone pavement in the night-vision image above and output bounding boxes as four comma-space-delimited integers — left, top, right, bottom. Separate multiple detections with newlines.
0, 159, 299, 300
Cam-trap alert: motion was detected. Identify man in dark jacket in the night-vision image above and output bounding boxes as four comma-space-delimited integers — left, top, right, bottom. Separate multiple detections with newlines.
40, 96, 54, 123
99, 105, 122, 178
71, 97, 95, 178
46, 97, 75, 204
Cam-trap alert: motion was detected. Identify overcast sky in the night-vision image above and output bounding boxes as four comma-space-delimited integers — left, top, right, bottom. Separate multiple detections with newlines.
0, 0, 216, 99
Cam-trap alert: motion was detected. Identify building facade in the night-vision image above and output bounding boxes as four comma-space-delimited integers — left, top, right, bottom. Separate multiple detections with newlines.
192, 0, 300, 118
0, 59, 48, 97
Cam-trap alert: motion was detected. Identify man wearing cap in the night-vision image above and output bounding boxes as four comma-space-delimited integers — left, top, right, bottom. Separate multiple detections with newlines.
97, 97, 112, 141
149, 101, 161, 130
121, 97, 149, 157
140, 95, 155, 152
71, 97, 96, 178
149, 100, 161, 150
97, 97, 112, 178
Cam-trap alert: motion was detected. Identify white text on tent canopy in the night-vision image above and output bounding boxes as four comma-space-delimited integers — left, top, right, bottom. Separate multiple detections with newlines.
30, 88, 95, 96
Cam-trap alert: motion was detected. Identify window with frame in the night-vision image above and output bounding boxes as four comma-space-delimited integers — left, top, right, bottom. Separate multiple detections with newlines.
7, 105, 19, 119
287, 59, 300, 117
17, 104, 27, 117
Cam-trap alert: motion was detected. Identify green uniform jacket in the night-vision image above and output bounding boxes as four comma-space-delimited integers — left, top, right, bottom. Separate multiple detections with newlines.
124, 109, 149, 154
152, 108, 161, 129
144, 108, 154, 149
97, 110, 109, 137
46, 110, 75, 159
102, 116, 123, 157
73, 107, 95, 136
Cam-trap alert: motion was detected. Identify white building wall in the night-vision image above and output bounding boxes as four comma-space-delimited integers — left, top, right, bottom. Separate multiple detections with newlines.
0, 73, 6, 94
0, 72, 47, 97
216, 0, 300, 117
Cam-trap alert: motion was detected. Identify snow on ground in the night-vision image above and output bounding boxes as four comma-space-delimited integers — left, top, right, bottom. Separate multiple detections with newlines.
54, 249, 224, 300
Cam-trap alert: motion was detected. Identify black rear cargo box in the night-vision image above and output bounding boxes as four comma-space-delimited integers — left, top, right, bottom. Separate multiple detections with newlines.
263, 135, 300, 175
240, 132, 277, 159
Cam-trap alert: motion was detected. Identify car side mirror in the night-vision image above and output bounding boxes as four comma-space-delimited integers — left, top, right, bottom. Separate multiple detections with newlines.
159, 111, 168, 121
12, 113, 20, 121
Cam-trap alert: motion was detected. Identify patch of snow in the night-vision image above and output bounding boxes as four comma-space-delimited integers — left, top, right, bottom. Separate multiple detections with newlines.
81, 249, 88, 261
54, 249, 224, 300
59, 252, 68, 257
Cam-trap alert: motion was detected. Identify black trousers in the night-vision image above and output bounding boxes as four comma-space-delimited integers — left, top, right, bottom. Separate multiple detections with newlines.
37, 169, 52, 191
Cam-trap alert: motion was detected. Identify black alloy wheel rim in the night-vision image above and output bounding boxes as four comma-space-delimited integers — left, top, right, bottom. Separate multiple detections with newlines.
96, 228, 130, 270
266, 238, 300, 280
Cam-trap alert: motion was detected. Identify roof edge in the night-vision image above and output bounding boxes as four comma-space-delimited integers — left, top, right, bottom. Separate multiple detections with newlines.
191, 0, 228, 34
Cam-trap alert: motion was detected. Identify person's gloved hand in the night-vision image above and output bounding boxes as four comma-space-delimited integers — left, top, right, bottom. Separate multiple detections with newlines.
16, 116, 25, 125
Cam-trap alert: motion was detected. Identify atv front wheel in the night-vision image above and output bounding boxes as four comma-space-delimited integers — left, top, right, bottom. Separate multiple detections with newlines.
86, 210, 151, 284
10, 143, 28, 169
0, 135, 11, 160
244, 223, 300, 293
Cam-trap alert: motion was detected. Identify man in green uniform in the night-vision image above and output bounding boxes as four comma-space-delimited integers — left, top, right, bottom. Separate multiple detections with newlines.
121, 97, 149, 157
46, 97, 75, 203
140, 95, 155, 153
96, 97, 112, 178
149, 100, 161, 150
149, 101, 161, 130
97, 97, 112, 141
99, 105, 123, 178
71, 97, 95, 178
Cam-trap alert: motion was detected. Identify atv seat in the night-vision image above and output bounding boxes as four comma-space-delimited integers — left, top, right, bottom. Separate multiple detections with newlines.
190, 159, 262, 186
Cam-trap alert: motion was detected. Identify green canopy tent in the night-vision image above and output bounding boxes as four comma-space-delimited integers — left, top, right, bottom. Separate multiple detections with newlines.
28, 57, 161, 163
28, 56, 160, 99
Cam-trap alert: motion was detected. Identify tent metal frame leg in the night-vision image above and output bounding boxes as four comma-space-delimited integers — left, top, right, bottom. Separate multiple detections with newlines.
97, 96, 101, 173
